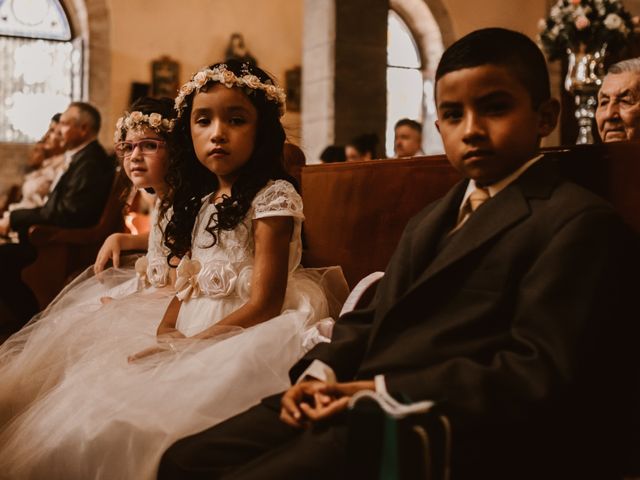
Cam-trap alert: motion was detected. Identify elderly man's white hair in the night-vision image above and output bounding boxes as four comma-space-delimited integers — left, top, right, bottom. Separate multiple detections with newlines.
608, 57, 640, 75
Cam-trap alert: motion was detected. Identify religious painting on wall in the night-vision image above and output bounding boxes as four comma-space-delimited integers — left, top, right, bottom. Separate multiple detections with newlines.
151, 56, 180, 98
224, 33, 257, 66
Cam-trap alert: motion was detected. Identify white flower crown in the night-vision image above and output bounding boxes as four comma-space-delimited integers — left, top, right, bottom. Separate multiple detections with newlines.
114, 111, 175, 143
174, 64, 287, 118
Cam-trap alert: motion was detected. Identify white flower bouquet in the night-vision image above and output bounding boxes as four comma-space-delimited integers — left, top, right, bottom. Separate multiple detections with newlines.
538, 0, 638, 60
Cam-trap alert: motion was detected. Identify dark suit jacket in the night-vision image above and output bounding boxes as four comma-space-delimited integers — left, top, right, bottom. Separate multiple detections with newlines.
9, 140, 114, 235
291, 157, 638, 478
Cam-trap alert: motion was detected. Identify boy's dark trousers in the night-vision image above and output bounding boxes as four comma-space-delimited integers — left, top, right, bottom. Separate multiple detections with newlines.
159, 157, 638, 480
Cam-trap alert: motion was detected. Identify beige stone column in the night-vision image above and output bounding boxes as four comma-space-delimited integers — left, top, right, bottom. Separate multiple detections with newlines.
302, 0, 388, 163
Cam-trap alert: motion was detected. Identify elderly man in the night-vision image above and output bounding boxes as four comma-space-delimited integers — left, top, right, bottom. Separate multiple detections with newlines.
393, 118, 424, 157
0, 102, 115, 332
596, 57, 640, 143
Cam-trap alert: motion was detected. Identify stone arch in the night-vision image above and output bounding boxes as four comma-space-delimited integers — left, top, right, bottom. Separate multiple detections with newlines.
390, 0, 454, 76
388, 0, 453, 154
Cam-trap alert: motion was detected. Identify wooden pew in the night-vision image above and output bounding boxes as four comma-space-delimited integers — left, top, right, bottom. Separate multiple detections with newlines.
21, 168, 128, 309
301, 155, 461, 288
300, 142, 640, 288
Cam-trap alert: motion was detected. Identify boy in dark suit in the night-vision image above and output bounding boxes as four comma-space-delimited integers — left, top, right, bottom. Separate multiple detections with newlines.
159, 28, 637, 479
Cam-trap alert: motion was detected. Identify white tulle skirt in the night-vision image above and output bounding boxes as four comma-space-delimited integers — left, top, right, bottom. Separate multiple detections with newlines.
0, 263, 344, 480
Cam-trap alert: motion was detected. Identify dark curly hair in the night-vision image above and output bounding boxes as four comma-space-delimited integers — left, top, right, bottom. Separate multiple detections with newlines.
115, 96, 175, 204
161, 60, 296, 263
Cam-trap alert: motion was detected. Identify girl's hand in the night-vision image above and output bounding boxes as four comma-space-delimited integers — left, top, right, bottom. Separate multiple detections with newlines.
190, 324, 243, 340
127, 344, 173, 363
157, 329, 186, 342
94, 233, 124, 275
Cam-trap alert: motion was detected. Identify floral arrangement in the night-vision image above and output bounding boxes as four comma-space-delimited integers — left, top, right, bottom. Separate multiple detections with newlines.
114, 111, 175, 143
174, 63, 287, 118
538, 0, 639, 60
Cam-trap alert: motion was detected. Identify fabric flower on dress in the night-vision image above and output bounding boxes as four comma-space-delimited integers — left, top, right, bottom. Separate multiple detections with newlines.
197, 261, 238, 299
134, 256, 149, 290
148, 257, 169, 287
175, 257, 202, 301
135, 256, 170, 290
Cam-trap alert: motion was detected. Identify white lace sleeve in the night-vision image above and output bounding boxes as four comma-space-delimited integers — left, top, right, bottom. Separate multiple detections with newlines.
252, 180, 304, 221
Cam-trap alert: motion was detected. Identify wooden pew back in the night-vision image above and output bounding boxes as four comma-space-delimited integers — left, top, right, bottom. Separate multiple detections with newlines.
300, 142, 640, 288
301, 156, 461, 288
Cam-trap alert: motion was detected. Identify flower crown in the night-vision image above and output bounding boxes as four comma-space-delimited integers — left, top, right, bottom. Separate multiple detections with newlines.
174, 63, 287, 118
114, 111, 175, 143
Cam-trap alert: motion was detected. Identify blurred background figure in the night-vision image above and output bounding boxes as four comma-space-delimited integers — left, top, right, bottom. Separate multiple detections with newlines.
319, 145, 346, 163
0, 101, 114, 333
394, 118, 424, 157
25, 113, 64, 171
345, 133, 378, 162
595, 57, 640, 143
0, 113, 67, 215
224, 32, 258, 66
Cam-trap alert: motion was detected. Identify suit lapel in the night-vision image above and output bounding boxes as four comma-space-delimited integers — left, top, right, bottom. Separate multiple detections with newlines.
402, 157, 560, 300
52, 141, 95, 191
406, 181, 468, 278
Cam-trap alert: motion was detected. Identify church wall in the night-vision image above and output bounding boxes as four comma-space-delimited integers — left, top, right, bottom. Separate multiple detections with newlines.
441, 0, 547, 40
3, 0, 640, 198
107, 0, 303, 148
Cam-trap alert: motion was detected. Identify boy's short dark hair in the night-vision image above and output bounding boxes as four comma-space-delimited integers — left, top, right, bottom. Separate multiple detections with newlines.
435, 28, 551, 108
394, 118, 422, 133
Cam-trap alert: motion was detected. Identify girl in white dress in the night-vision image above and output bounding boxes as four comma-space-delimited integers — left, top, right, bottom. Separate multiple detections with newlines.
0, 97, 177, 422
60, 95, 179, 306
0, 61, 345, 480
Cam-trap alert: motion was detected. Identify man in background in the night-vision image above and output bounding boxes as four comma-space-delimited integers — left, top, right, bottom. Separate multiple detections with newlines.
596, 57, 640, 142
0, 102, 115, 333
393, 118, 424, 157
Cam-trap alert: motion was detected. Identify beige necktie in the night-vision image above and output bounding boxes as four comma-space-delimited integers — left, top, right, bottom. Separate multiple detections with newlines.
451, 187, 491, 233
468, 187, 490, 212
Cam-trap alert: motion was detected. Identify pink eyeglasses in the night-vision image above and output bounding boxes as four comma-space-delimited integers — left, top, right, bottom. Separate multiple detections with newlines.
115, 139, 166, 158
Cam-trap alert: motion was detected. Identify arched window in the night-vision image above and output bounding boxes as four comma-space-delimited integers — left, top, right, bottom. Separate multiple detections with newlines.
0, 0, 82, 143
386, 9, 441, 157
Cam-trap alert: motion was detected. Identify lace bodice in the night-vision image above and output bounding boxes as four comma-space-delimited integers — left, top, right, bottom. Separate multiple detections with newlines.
135, 200, 173, 289
175, 180, 304, 302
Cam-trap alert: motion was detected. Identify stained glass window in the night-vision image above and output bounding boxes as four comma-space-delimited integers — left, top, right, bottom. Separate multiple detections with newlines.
0, 0, 81, 143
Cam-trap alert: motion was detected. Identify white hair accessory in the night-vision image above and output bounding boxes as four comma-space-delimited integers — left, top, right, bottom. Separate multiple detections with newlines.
114, 111, 175, 143
174, 63, 287, 118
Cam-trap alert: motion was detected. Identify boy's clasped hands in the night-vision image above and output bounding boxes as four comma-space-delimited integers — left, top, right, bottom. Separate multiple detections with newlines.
280, 379, 375, 427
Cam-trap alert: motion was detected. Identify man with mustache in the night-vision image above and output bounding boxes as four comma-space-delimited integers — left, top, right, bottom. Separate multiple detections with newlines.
596, 58, 640, 143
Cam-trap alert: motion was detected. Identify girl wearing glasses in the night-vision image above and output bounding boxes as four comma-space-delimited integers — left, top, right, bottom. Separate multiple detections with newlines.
94, 96, 174, 278
0, 61, 346, 480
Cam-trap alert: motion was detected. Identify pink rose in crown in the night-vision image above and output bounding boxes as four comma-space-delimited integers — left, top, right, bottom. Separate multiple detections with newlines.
220, 70, 236, 86
148, 113, 162, 128
193, 71, 208, 88
243, 75, 262, 89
